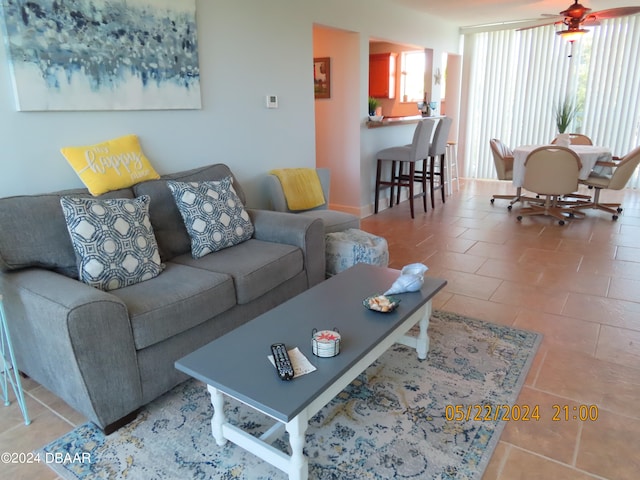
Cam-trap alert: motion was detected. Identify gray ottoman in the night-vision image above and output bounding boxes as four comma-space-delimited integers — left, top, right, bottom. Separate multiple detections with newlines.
325, 228, 389, 276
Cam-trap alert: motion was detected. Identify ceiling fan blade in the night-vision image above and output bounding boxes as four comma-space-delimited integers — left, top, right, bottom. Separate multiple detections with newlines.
591, 7, 640, 20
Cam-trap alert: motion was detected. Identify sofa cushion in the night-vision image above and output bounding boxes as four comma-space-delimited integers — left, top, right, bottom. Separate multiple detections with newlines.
110, 262, 236, 350
0, 187, 134, 277
133, 164, 247, 262
60, 195, 164, 291
60, 134, 160, 196
171, 238, 302, 305
167, 178, 254, 259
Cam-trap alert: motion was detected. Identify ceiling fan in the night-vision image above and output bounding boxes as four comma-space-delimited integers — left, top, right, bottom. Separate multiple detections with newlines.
523, 1, 640, 41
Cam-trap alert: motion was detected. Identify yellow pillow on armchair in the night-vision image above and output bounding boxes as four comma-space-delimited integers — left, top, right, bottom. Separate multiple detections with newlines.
61, 134, 160, 196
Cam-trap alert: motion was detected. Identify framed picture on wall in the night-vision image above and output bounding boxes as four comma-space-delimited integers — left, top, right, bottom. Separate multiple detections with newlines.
0, 0, 201, 111
314, 57, 331, 99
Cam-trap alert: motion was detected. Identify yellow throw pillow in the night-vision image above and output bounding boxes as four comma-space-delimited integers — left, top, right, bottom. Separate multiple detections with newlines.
61, 134, 160, 196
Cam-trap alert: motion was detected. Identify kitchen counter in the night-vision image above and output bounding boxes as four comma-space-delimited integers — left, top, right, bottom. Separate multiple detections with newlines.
366, 115, 442, 128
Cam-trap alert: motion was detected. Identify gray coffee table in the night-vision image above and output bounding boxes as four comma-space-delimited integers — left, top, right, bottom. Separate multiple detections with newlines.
176, 263, 446, 480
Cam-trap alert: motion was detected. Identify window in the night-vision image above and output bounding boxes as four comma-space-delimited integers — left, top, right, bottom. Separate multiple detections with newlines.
400, 50, 425, 103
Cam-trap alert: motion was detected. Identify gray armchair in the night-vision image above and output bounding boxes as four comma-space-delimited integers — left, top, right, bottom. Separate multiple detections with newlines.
266, 168, 360, 233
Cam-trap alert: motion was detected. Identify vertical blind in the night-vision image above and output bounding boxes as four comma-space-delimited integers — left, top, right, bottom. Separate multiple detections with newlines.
463, 15, 640, 188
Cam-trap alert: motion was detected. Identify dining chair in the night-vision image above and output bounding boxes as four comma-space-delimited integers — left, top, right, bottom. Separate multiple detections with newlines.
266, 167, 361, 233
516, 146, 584, 226
374, 118, 436, 218
571, 145, 640, 220
551, 133, 593, 145
489, 138, 521, 209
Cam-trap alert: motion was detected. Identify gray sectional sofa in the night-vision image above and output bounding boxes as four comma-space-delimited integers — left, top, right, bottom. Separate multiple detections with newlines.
0, 163, 325, 433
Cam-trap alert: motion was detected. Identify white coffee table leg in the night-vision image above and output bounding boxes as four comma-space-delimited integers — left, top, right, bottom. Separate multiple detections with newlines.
416, 311, 430, 360
207, 385, 227, 446
396, 302, 431, 360
286, 412, 309, 480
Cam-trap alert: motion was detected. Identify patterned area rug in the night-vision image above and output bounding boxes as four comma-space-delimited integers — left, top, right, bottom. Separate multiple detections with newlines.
38, 310, 541, 479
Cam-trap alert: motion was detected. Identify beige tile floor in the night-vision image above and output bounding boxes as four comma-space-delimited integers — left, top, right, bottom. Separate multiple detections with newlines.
363, 179, 640, 480
1, 178, 639, 479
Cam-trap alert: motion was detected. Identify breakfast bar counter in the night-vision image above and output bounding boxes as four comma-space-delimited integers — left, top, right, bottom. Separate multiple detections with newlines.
366, 115, 444, 129
366, 115, 423, 128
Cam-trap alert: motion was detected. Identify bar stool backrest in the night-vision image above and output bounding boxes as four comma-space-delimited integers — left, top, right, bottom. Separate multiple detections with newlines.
429, 117, 453, 157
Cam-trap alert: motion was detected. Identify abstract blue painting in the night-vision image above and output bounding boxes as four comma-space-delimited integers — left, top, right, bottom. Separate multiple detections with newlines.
0, 0, 201, 111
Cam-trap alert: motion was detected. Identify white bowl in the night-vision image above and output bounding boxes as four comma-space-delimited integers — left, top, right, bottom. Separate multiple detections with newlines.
369, 115, 384, 122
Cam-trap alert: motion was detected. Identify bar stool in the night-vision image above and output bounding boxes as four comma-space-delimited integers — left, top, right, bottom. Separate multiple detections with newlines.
374, 118, 436, 218
445, 141, 460, 195
396, 117, 453, 208
424, 117, 453, 207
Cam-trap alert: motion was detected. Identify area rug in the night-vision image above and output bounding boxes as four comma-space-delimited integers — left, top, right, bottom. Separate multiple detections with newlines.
38, 310, 541, 480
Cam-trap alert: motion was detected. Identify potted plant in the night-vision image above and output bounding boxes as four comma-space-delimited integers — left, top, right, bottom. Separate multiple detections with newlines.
555, 97, 577, 134
368, 97, 380, 116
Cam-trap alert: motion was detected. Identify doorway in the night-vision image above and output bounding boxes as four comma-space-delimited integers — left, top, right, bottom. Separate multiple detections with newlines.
313, 25, 361, 216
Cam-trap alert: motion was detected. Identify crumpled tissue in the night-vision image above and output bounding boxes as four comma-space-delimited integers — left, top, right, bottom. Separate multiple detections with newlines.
384, 263, 429, 295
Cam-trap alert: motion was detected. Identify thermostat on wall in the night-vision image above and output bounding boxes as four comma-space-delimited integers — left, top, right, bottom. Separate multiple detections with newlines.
266, 95, 278, 108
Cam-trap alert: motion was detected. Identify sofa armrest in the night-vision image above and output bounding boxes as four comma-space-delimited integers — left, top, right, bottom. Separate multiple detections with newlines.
248, 209, 325, 287
266, 169, 331, 213
1, 269, 142, 429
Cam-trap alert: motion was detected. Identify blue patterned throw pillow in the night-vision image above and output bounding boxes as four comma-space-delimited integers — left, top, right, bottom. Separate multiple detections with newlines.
167, 177, 254, 259
60, 195, 164, 291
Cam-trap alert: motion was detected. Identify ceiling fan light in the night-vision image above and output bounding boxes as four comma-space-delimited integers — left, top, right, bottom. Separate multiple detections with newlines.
556, 28, 589, 42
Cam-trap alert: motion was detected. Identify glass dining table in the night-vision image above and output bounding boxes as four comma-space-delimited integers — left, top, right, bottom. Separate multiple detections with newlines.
512, 144, 612, 187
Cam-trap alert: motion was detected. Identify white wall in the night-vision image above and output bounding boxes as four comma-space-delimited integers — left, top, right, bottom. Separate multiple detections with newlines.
0, 0, 460, 210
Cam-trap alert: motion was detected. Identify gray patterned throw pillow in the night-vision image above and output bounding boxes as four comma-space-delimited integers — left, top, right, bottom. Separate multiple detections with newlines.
60, 195, 164, 291
167, 177, 254, 259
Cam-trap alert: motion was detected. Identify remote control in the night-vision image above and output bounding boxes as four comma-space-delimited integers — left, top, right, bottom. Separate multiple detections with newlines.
271, 343, 294, 381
